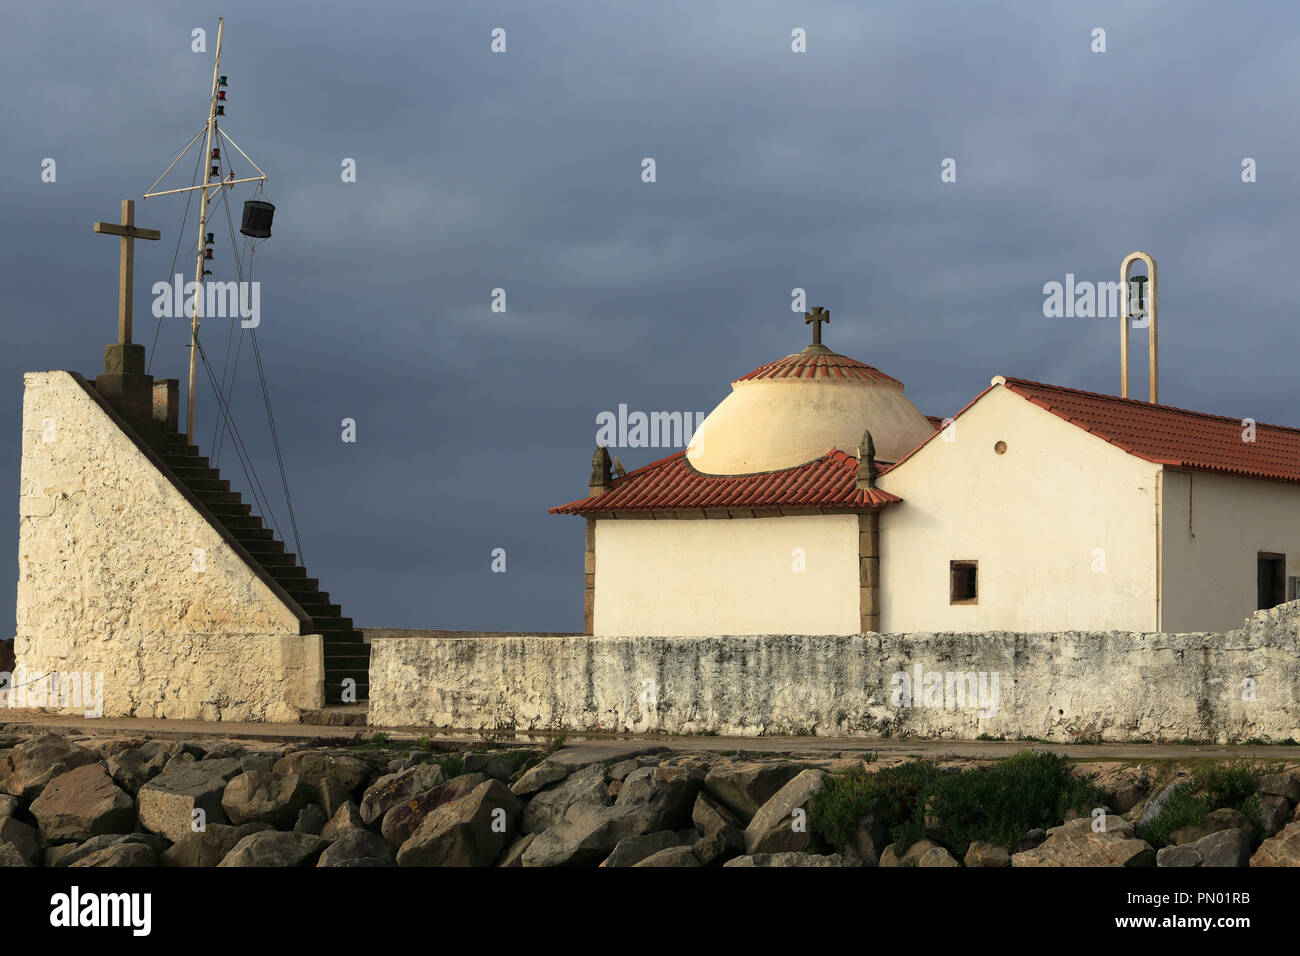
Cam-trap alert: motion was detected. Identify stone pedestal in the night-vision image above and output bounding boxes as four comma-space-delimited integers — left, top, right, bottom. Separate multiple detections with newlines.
95, 343, 153, 420
152, 378, 179, 431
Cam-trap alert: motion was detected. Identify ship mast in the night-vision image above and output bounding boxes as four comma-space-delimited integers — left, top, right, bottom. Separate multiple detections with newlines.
187, 16, 225, 443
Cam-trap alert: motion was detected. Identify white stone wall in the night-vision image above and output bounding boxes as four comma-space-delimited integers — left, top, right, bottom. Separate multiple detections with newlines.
12, 371, 323, 721
593, 514, 862, 637
367, 602, 1300, 742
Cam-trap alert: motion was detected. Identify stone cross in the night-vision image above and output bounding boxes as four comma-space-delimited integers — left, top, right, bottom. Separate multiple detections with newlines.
805, 306, 830, 346
93, 200, 161, 345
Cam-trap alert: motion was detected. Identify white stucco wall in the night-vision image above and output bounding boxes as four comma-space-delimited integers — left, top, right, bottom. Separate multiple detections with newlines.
593, 513, 861, 636
12, 371, 323, 721
1161, 470, 1300, 633
877, 383, 1162, 633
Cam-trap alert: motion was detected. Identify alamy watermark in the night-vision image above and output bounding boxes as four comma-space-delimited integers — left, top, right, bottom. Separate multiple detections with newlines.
151, 274, 260, 328
595, 404, 706, 449
1, 666, 104, 718
891, 663, 1000, 717
1042, 274, 1149, 324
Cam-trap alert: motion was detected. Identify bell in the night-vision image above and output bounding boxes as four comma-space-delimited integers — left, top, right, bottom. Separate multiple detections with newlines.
215, 105, 224, 116
239, 199, 275, 239
202, 269, 213, 277
218, 75, 227, 86
204, 249, 214, 260
210, 148, 220, 160
210, 165, 220, 177
205, 233, 215, 244
218, 91, 226, 101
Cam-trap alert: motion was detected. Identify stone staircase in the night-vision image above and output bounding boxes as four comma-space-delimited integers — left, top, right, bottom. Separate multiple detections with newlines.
114, 406, 369, 705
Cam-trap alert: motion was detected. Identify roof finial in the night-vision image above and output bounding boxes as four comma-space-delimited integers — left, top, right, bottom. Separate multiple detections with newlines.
589, 446, 613, 497
804, 306, 830, 346
855, 428, 878, 490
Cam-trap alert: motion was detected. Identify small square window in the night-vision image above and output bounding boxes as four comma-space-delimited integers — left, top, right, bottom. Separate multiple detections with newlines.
950, 560, 978, 605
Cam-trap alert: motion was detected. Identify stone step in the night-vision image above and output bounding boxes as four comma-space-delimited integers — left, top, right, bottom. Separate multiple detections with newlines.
299, 602, 342, 618
218, 514, 264, 532
312, 616, 355, 632
186, 477, 230, 493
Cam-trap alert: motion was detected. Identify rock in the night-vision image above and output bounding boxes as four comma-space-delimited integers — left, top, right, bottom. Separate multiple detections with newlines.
396, 779, 519, 867
1170, 807, 1251, 845
318, 829, 396, 867
272, 751, 372, 809
498, 833, 536, 867
70, 842, 156, 867
1251, 821, 1300, 866
634, 846, 701, 867
522, 803, 658, 867
221, 771, 312, 828
163, 752, 197, 773
521, 763, 610, 834
137, 759, 243, 841
692, 792, 744, 853
161, 823, 264, 868
881, 839, 942, 867
615, 766, 703, 832
52, 832, 169, 868
964, 840, 1011, 867
1137, 780, 1189, 829
1017, 828, 1047, 852
724, 853, 854, 867
295, 804, 328, 835
360, 764, 447, 826
381, 773, 488, 847
0, 843, 31, 867
200, 743, 245, 761
105, 748, 169, 795
138, 740, 182, 762
1257, 772, 1300, 804
511, 762, 570, 797
917, 845, 961, 866
218, 831, 329, 867
0, 733, 99, 799
1012, 816, 1155, 867
239, 751, 283, 774
846, 812, 890, 866
1157, 843, 1204, 867
610, 756, 659, 781
704, 761, 805, 823
30, 763, 135, 843
44, 844, 81, 867
1196, 828, 1252, 867
321, 801, 366, 841
743, 768, 826, 855
463, 752, 516, 782
600, 830, 685, 867
693, 830, 737, 866
0, 814, 41, 866
1258, 794, 1291, 836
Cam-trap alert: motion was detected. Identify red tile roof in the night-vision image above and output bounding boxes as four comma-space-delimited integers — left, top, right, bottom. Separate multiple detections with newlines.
734, 349, 904, 388
549, 449, 901, 515
1003, 377, 1300, 485
924, 414, 945, 430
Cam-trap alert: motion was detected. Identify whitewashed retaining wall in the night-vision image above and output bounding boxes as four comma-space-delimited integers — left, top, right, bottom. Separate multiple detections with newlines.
367, 603, 1300, 742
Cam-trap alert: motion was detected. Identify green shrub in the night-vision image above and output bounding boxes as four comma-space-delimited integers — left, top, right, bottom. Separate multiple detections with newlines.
810, 758, 939, 852
1137, 759, 1283, 847
1134, 785, 1213, 848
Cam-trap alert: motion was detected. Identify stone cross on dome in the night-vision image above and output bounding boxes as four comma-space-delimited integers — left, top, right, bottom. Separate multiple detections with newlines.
804, 306, 830, 346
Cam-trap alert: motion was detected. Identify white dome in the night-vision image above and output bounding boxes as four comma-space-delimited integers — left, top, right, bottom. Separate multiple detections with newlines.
685, 345, 935, 475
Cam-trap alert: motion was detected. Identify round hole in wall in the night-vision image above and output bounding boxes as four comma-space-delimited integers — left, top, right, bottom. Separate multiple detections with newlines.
994, 440, 1008, 455
1058, 709, 1064, 716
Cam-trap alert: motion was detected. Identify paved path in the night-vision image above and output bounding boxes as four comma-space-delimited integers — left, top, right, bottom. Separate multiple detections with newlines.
3, 710, 1298, 761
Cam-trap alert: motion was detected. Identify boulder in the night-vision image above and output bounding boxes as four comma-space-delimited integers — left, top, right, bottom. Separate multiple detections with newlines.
634, 846, 701, 867
137, 759, 243, 841
218, 831, 328, 867
1156, 843, 1203, 868
691, 792, 744, 854
743, 769, 826, 855
964, 840, 1011, 867
1016, 828, 1047, 852
30, 763, 135, 843
1136, 780, 1189, 829
163, 753, 197, 773
1250, 821, 1300, 866
295, 804, 328, 835
463, 752, 517, 782
0, 814, 41, 866
0, 843, 31, 867
512, 745, 665, 798
615, 766, 703, 832
0, 733, 99, 799
272, 751, 372, 809
396, 779, 520, 867
917, 845, 961, 867
1012, 816, 1155, 867
51, 832, 169, 868
318, 829, 396, 867
600, 830, 685, 867
381, 773, 488, 847
1196, 828, 1252, 867
881, 839, 943, 867
105, 747, 169, 796
724, 853, 854, 867
521, 763, 611, 834
1257, 794, 1291, 836
221, 771, 311, 828
69, 842, 156, 867
704, 761, 805, 822
321, 801, 366, 841
498, 833, 536, 867
1256, 772, 1300, 804
161, 823, 271, 867
511, 762, 569, 797
1169, 807, 1250, 845
610, 756, 660, 781
360, 764, 448, 826
522, 803, 658, 867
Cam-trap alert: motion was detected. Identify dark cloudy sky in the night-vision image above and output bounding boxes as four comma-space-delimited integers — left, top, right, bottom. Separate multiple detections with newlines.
3, 1, 1298, 632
